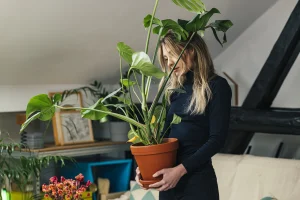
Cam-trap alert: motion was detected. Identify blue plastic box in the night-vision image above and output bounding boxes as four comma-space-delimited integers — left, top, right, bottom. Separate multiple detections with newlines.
59, 159, 132, 199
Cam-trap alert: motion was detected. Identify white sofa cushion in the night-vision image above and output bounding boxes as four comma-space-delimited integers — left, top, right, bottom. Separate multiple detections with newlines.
212, 154, 300, 200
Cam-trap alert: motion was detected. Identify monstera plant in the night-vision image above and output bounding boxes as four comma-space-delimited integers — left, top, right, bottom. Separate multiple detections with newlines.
21, 0, 232, 146
20, 0, 233, 187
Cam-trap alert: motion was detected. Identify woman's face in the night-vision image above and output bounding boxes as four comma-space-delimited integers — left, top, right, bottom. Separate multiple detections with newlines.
162, 44, 193, 76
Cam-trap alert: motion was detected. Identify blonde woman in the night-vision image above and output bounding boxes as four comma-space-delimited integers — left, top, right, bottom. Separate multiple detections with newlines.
135, 31, 232, 200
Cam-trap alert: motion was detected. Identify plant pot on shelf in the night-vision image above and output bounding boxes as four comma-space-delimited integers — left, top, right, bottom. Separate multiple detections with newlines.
109, 121, 130, 142
130, 138, 179, 189
92, 117, 111, 141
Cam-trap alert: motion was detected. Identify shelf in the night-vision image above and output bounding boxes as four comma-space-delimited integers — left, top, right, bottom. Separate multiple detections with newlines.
13, 141, 131, 158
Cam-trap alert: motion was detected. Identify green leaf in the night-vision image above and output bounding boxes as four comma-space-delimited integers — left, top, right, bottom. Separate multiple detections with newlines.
26, 94, 53, 119
52, 93, 62, 104
207, 20, 233, 46
161, 19, 189, 41
178, 19, 189, 29
153, 26, 162, 35
143, 14, 163, 28
171, 114, 181, 124
172, 0, 206, 14
131, 52, 166, 79
109, 104, 128, 110
128, 130, 141, 144
153, 105, 165, 118
20, 112, 41, 133
120, 79, 136, 87
39, 106, 55, 121
185, 8, 220, 32
209, 20, 233, 32
152, 19, 188, 41
81, 99, 110, 120
114, 96, 131, 105
101, 88, 122, 103
210, 27, 223, 47
117, 42, 135, 64
198, 30, 205, 37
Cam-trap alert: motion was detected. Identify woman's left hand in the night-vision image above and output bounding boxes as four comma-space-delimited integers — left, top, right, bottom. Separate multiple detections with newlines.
149, 164, 187, 191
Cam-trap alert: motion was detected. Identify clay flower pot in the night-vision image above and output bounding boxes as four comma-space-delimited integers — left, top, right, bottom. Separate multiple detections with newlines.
130, 138, 179, 188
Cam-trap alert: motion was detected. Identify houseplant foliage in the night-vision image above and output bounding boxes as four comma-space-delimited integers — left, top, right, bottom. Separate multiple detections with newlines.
20, 0, 233, 146
0, 135, 74, 200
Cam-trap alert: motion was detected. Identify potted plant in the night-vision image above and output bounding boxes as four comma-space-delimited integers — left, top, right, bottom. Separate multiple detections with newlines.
20, 0, 232, 187
0, 135, 73, 200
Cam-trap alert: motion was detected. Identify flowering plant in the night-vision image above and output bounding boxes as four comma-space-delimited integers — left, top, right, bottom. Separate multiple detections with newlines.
42, 173, 92, 200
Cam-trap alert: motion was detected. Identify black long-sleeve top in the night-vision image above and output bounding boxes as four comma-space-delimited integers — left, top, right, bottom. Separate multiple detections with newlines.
163, 70, 232, 174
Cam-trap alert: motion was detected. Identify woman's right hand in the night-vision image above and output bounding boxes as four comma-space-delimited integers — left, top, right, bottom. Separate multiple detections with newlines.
135, 167, 146, 189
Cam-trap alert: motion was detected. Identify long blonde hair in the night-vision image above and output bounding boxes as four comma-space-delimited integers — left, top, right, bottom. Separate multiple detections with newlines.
158, 31, 215, 115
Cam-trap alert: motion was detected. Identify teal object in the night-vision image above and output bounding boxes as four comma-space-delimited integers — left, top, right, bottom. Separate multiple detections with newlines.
59, 159, 132, 200
261, 197, 276, 200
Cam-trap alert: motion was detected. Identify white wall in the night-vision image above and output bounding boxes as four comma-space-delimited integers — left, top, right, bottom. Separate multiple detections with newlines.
214, 0, 300, 158
214, 0, 299, 107
0, 0, 276, 85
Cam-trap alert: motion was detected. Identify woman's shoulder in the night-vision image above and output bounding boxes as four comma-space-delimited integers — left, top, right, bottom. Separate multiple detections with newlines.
209, 74, 229, 86
209, 74, 232, 94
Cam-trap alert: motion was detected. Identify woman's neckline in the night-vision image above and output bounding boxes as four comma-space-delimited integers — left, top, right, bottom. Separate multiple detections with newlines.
184, 70, 194, 85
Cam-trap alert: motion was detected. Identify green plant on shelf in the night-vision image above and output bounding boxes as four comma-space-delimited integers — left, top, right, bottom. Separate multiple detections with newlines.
0, 133, 74, 200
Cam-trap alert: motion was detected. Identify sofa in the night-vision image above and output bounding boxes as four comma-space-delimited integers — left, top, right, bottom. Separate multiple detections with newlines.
100, 154, 300, 200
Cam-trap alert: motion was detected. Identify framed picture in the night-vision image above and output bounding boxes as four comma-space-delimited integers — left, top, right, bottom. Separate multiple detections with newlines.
49, 91, 93, 145
53, 111, 94, 145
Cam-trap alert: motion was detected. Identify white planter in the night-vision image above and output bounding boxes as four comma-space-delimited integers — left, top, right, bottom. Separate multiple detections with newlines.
109, 122, 130, 142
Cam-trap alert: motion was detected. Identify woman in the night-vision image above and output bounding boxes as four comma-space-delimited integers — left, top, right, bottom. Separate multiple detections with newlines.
136, 31, 232, 200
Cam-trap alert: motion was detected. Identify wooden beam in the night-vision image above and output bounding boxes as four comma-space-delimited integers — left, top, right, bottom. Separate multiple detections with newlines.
224, 1, 300, 154
229, 107, 300, 135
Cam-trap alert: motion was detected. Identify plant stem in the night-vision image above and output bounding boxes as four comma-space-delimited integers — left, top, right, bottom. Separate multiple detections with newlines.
55, 106, 145, 130
145, 29, 162, 100
126, 69, 143, 123
145, 0, 159, 54
142, 0, 160, 141
148, 32, 196, 119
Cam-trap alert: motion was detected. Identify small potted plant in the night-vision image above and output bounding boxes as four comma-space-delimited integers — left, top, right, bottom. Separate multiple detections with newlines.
20, 0, 232, 187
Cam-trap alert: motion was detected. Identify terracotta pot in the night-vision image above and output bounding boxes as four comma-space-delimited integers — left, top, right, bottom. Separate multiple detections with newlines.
130, 138, 179, 188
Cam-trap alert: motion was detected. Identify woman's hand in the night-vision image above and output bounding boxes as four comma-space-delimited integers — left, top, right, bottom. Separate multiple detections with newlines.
135, 167, 147, 189
148, 164, 187, 191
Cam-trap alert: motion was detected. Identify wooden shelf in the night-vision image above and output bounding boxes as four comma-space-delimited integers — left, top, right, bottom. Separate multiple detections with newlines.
14, 141, 131, 158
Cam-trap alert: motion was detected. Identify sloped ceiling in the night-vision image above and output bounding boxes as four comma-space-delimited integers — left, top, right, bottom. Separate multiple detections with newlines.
0, 0, 277, 85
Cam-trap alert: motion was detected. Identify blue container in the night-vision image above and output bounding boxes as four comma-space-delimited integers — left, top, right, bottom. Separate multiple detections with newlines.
59, 159, 132, 200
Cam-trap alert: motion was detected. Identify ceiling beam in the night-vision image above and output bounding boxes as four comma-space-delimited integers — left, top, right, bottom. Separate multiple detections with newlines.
223, 1, 300, 154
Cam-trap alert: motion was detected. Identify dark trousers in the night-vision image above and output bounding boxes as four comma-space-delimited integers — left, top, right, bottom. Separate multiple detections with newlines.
159, 166, 219, 200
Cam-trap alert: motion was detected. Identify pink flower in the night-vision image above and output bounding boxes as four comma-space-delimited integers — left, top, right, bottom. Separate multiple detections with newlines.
61, 176, 66, 182
49, 176, 58, 183
58, 189, 63, 196
75, 173, 84, 182
44, 194, 49, 198
42, 184, 49, 192
86, 180, 91, 187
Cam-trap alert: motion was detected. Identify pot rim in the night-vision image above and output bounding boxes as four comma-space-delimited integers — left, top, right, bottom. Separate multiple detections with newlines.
130, 138, 178, 148
130, 138, 178, 155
